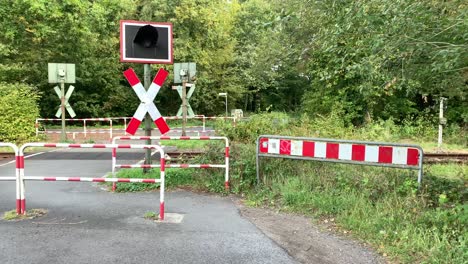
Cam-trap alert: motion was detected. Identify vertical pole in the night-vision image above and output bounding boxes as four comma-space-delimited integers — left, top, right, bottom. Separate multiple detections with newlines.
60, 80, 66, 141
225, 95, 228, 118
144, 64, 152, 172
83, 120, 87, 138
182, 81, 187, 136
35, 119, 39, 136
438, 98, 445, 150
109, 120, 113, 139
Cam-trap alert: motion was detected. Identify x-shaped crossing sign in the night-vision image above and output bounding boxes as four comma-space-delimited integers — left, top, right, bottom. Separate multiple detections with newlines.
123, 68, 170, 135
54, 85, 76, 118
174, 84, 196, 117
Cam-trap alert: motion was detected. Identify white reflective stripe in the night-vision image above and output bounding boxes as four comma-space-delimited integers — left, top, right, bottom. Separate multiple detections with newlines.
392, 147, 408, 164
365, 145, 379, 163
133, 104, 147, 121
268, 139, 280, 154
338, 144, 352, 160
65, 85, 75, 99
315, 142, 326, 158
290, 140, 303, 156
147, 103, 162, 120
147, 83, 161, 101
132, 82, 148, 102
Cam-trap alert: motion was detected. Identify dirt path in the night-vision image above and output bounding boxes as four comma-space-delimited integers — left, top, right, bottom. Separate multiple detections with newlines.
232, 197, 386, 264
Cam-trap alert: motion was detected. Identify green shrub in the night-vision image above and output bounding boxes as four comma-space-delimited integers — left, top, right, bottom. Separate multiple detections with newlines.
0, 82, 41, 144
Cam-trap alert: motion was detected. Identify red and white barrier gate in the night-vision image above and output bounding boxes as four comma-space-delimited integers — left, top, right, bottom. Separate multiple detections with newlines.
256, 135, 424, 187
0, 143, 21, 214
18, 143, 166, 220
112, 136, 230, 190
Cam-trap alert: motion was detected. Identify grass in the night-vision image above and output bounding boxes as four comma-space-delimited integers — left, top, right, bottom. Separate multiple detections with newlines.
247, 157, 467, 264
425, 164, 467, 180
2, 209, 47, 220
110, 168, 198, 192
144, 211, 159, 220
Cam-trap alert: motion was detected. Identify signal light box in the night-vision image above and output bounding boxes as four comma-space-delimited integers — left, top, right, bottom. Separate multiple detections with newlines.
120, 20, 173, 64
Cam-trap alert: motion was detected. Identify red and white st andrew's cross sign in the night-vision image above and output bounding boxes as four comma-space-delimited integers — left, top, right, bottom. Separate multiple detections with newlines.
123, 68, 170, 135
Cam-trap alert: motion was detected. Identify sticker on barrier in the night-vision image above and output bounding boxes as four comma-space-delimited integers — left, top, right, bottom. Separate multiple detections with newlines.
112, 136, 230, 190
18, 143, 166, 220
256, 135, 424, 187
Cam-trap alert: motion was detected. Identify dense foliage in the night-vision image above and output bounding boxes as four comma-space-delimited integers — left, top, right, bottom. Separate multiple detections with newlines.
0, 0, 466, 125
0, 83, 40, 143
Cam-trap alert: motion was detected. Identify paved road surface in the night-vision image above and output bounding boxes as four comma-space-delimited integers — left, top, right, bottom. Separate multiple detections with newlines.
0, 149, 296, 264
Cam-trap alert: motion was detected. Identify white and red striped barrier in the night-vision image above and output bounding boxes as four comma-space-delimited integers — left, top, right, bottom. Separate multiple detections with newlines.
256, 135, 424, 187
112, 136, 230, 190
0, 143, 21, 214
18, 143, 166, 220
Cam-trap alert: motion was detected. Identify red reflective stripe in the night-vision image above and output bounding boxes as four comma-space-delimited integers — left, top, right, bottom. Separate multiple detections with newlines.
68, 178, 81, 181
225, 147, 229, 158
351, 145, 366, 161
279, 140, 291, 155
143, 179, 156, 183
69, 144, 81, 148
126, 118, 141, 135
259, 138, 268, 153
180, 164, 189, 168
378, 146, 393, 163
302, 141, 315, 157
153, 68, 169, 86
200, 164, 210, 168
44, 144, 57, 147
93, 178, 105, 182
16, 156, 24, 169
160, 202, 164, 220
154, 117, 170, 134
118, 179, 130, 182
160, 136, 171, 140
180, 136, 190, 140
120, 165, 132, 168
160, 158, 165, 172
407, 148, 419, 165
112, 149, 116, 157
326, 143, 339, 159
44, 178, 57, 181
141, 165, 153, 168
93, 144, 106, 148
123, 68, 140, 87
200, 136, 210, 140
118, 145, 132, 148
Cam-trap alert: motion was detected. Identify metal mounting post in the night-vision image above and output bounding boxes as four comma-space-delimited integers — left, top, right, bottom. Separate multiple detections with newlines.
144, 64, 152, 172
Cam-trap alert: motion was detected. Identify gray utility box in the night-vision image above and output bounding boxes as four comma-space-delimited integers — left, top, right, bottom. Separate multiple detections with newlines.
48, 63, 75, 83
174, 62, 196, 84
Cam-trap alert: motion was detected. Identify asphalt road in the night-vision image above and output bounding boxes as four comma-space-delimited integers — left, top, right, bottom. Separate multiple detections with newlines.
0, 149, 296, 264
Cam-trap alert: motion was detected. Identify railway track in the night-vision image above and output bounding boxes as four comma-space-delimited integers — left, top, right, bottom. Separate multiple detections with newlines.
424, 152, 468, 164
1, 151, 465, 163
